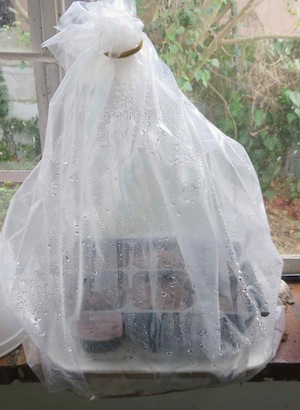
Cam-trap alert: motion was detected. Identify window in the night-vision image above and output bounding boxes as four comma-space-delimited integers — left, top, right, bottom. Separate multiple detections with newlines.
138, 0, 300, 273
0, 0, 299, 273
0, 0, 72, 226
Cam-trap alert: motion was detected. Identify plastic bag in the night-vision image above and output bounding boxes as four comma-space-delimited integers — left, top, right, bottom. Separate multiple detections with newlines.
0, 0, 284, 399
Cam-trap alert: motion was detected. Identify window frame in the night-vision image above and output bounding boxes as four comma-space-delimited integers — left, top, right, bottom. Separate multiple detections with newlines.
0, 0, 299, 274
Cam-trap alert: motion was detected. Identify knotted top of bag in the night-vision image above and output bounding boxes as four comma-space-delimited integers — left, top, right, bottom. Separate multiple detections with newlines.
43, 0, 144, 71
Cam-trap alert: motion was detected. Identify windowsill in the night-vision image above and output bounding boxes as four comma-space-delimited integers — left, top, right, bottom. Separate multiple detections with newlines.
252, 280, 300, 382
0, 281, 299, 386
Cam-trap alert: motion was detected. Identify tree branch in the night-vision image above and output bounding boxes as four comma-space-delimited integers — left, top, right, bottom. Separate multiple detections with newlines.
200, 0, 261, 65
199, 1, 232, 44
221, 34, 300, 45
207, 82, 238, 140
211, 2, 232, 29
9, 0, 29, 24
214, 0, 261, 41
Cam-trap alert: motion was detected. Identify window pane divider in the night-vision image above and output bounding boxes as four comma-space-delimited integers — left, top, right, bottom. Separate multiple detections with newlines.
0, 50, 55, 62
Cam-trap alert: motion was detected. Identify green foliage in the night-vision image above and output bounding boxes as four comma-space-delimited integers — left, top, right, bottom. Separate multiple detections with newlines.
0, 141, 12, 161
218, 83, 300, 194
138, 1, 300, 197
0, 64, 40, 167
0, 183, 19, 229
0, 70, 9, 118
0, 117, 41, 160
142, 0, 229, 91
0, 21, 30, 47
290, 179, 300, 199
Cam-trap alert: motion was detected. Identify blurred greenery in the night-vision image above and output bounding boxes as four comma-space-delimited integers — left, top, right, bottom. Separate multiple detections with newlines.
0, 183, 19, 229
138, 0, 300, 198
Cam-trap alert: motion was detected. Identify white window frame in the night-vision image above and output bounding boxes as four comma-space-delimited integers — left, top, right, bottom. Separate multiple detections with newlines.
0, 0, 298, 274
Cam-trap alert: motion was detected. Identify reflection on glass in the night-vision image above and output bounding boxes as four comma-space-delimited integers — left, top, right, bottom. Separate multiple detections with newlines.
138, 1, 300, 254
0, 182, 20, 229
0, 58, 40, 171
0, 0, 30, 51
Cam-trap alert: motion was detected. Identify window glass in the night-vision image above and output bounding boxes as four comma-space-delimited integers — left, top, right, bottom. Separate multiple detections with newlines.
0, 0, 31, 52
0, 182, 20, 229
0, 58, 40, 171
138, 0, 300, 254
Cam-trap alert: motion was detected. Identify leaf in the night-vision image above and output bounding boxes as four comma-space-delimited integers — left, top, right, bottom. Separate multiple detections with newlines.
182, 81, 193, 92
194, 69, 210, 87
19, 61, 27, 69
194, 69, 202, 82
295, 108, 300, 118
281, 88, 292, 104
264, 190, 277, 201
185, 38, 194, 45
169, 44, 179, 54
287, 113, 298, 124
252, 149, 265, 161
289, 90, 300, 108
263, 136, 279, 151
176, 26, 185, 35
253, 109, 265, 127
210, 58, 220, 68
238, 133, 250, 146
166, 31, 176, 41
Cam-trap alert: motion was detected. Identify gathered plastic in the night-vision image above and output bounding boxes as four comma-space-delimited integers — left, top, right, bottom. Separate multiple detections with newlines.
0, 0, 284, 399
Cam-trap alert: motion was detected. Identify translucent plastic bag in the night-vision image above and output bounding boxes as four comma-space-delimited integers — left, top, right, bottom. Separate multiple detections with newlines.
0, 0, 284, 399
